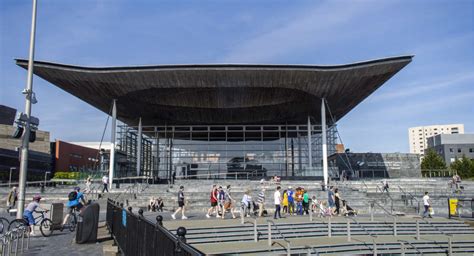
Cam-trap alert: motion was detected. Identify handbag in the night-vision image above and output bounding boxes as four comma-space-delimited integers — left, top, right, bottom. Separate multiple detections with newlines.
429, 207, 435, 215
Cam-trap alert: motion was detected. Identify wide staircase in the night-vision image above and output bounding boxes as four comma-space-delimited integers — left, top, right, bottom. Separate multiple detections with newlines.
161, 216, 474, 255
1, 177, 473, 217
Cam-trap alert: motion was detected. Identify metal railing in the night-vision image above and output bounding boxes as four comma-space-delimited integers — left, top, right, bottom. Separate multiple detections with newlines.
398, 185, 420, 214
106, 199, 203, 256
266, 220, 291, 256
0, 226, 29, 256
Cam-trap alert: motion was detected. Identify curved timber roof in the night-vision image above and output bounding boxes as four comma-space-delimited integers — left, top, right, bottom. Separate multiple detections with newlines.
15, 56, 412, 126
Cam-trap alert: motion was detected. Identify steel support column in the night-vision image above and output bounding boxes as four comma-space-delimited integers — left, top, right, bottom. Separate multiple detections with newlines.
321, 98, 328, 186
307, 116, 312, 172
108, 99, 117, 190
136, 117, 142, 176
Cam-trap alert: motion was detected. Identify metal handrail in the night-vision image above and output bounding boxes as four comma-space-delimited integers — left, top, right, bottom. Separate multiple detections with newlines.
266, 220, 291, 255
113, 183, 137, 201
398, 185, 420, 213
370, 200, 394, 216
397, 239, 423, 255
345, 216, 376, 237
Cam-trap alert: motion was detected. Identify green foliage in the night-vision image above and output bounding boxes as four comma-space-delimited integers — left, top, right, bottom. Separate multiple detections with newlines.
450, 155, 474, 178
421, 149, 446, 170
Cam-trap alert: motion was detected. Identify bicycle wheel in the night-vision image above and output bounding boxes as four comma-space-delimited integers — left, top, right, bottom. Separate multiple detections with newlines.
40, 218, 54, 237
0, 217, 10, 234
68, 214, 77, 232
9, 219, 28, 231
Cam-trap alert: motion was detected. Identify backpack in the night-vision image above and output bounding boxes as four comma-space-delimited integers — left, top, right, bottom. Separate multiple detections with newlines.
68, 191, 78, 201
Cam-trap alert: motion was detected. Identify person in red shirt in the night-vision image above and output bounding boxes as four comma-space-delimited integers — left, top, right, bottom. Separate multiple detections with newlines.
206, 184, 218, 218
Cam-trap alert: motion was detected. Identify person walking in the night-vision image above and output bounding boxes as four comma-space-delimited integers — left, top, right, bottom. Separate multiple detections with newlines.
328, 186, 335, 215
102, 175, 109, 193
172, 185, 187, 219
334, 188, 341, 216
422, 191, 432, 218
382, 179, 389, 193
85, 176, 92, 192
257, 188, 266, 217
287, 186, 295, 215
282, 189, 288, 214
7, 186, 18, 210
224, 185, 236, 219
206, 185, 218, 218
303, 189, 309, 215
217, 186, 226, 219
274, 186, 282, 219
241, 189, 252, 217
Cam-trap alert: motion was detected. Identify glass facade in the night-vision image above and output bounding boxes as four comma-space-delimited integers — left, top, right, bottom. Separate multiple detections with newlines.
116, 124, 337, 179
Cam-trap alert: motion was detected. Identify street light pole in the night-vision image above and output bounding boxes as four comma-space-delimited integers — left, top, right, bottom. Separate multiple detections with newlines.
17, 0, 38, 219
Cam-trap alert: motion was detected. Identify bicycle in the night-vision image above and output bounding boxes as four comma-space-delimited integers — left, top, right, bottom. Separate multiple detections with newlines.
8, 210, 54, 237
62, 207, 79, 232
0, 217, 9, 234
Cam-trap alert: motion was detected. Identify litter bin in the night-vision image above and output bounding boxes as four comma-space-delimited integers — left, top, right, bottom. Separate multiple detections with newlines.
76, 202, 100, 244
449, 198, 458, 217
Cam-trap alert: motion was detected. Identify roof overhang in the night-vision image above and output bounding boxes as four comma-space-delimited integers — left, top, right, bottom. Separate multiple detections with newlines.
15, 56, 413, 126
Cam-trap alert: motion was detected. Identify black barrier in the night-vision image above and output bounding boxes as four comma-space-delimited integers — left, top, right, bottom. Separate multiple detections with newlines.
106, 199, 203, 256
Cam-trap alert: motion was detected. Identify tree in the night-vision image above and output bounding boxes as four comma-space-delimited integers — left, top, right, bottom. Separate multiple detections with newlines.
450, 155, 474, 178
421, 149, 446, 170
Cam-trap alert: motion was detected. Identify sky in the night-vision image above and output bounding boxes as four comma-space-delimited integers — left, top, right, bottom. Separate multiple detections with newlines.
0, 0, 473, 153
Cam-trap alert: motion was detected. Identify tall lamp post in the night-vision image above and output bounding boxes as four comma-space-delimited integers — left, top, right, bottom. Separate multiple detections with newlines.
17, 0, 38, 219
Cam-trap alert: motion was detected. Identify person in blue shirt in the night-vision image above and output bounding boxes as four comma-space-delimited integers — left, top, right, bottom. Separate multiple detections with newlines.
61, 187, 86, 230
287, 186, 295, 215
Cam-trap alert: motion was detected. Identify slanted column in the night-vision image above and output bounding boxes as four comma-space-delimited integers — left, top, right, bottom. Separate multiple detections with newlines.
137, 117, 142, 177
321, 98, 328, 186
109, 99, 117, 190
307, 116, 312, 172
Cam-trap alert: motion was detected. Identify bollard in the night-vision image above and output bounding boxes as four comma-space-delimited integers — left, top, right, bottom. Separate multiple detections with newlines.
14, 232, 19, 256
286, 241, 291, 256
254, 219, 258, 242
310, 209, 313, 222
156, 215, 163, 226
138, 209, 144, 217
328, 218, 332, 237
373, 240, 377, 256
370, 204, 374, 221
175, 227, 187, 253
128, 206, 133, 213
448, 237, 452, 256
26, 230, 30, 250
20, 228, 25, 253
268, 223, 272, 247
347, 219, 351, 242
416, 220, 420, 240
393, 217, 397, 236
400, 242, 405, 256
241, 208, 245, 225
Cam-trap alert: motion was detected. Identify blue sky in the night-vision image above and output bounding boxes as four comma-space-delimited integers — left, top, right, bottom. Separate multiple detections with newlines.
1, 0, 473, 153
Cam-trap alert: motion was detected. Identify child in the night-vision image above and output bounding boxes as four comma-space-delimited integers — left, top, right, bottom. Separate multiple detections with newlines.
23, 195, 48, 236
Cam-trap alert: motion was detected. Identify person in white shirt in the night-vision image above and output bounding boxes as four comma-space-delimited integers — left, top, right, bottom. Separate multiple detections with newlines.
422, 191, 432, 218
274, 186, 282, 219
102, 175, 109, 193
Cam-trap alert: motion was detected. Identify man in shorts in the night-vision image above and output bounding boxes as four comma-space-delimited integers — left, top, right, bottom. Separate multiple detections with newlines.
61, 187, 86, 230
23, 195, 48, 236
206, 185, 218, 218
172, 186, 187, 219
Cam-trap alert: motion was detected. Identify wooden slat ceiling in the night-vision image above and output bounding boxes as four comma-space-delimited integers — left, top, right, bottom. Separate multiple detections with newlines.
15, 56, 412, 127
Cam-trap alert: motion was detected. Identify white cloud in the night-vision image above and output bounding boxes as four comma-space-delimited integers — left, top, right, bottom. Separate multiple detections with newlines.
221, 1, 392, 63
